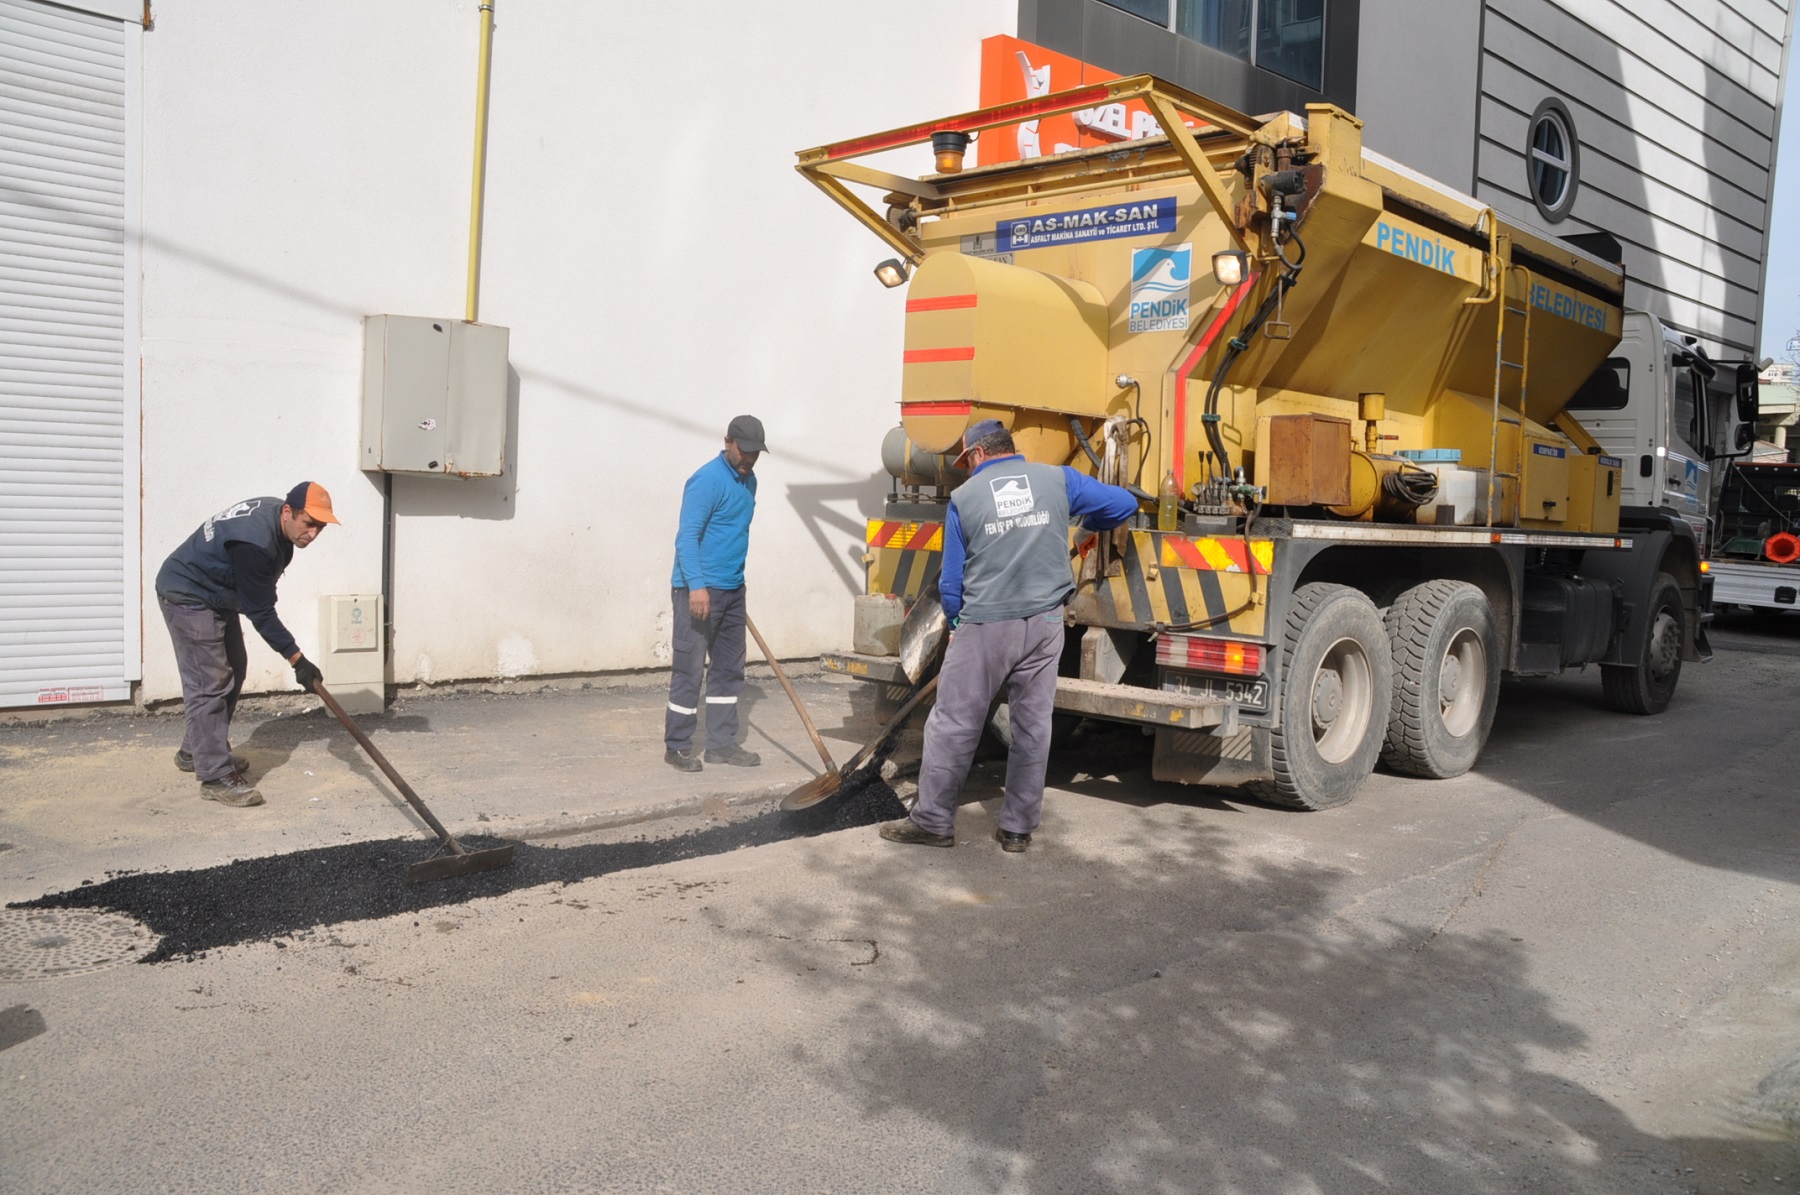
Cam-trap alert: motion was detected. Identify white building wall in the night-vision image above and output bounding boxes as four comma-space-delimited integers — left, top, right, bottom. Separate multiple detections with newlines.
1474, 0, 1794, 355
137, 1, 1013, 702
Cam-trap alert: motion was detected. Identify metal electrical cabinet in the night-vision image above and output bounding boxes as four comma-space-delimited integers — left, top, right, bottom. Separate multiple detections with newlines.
360, 315, 510, 476
320, 594, 384, 714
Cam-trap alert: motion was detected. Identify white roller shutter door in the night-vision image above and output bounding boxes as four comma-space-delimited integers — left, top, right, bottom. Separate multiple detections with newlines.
0, 0, 138, 708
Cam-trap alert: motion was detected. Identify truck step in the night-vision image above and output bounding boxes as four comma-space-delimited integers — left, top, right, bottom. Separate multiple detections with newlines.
1054, 676, 1229, 730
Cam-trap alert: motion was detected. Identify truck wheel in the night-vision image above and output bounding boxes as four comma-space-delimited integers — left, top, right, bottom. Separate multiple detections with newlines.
1249, 583, 1392, 810
1601, 572, 1684, 715
1381, 580, 1499, 778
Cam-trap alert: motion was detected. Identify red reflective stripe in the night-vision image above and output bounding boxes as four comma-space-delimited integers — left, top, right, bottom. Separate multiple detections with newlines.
915, 523, 942, 548
822, 86, 1116, 160
903, 347, 976, 364
1172, 273, 1260, 493
905, 294, 978, 312
1166, 537, 1207, 569
1216, 538, 1251, 573
901, 401, 972, 416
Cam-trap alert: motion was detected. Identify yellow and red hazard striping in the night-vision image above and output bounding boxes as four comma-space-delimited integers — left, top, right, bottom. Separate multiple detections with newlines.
867, 519, 944, 551
1160, 534, 1274, 575
865, 519, 943, 600
1069, 530, 1271, 638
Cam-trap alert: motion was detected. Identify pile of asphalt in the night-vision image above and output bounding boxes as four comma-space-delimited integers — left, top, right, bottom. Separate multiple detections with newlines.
13, 777, 906, 964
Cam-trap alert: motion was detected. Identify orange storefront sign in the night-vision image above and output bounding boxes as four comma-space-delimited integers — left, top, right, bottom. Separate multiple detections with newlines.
976, 35, 1201, 167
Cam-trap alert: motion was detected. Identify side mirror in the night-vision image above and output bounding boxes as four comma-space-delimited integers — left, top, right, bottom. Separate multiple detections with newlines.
1737, 363, 1761, 425
1736, 422, 1755, 452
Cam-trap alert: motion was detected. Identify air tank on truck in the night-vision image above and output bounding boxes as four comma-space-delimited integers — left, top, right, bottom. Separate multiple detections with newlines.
797, 76, 1708, 811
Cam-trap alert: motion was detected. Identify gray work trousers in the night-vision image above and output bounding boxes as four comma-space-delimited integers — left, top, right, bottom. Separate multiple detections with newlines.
159, 596, 247, 782
909, 610, 1064, 837
665, 586, 747, 753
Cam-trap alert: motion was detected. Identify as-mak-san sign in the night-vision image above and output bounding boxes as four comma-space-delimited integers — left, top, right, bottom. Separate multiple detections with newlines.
998, 198, 1178, 252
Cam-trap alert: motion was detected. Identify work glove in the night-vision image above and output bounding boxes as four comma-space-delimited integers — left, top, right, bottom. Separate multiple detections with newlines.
292, 654, 324, 692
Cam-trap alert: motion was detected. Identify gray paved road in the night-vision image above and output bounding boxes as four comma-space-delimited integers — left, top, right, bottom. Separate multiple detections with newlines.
3, 615, 1799, 1193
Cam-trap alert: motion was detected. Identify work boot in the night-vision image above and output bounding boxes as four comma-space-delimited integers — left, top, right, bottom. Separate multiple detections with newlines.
879, 818, 954, 848
175, 748, 248, 774
664, 749, 703, 773
704, 746, 761, 767
995, 828, 1032, 854
199, 772, 264, 807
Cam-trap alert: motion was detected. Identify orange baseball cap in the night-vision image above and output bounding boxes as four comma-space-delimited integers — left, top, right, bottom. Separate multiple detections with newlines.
285, 481, 340, 525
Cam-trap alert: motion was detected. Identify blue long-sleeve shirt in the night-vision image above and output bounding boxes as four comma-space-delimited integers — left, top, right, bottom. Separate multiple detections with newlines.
671, 452, 758, 590
938, 459, 1138, 622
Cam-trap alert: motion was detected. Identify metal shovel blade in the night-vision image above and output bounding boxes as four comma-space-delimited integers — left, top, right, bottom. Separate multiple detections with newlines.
898, 583, 948, 684
778, 675, 940, 813
405, 844, 516, 886
780, 769, 844, 812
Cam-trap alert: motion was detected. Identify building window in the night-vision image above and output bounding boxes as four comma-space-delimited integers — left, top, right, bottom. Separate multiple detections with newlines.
1527, 99, 1579, 222
1098, 0, 1173, 22
1175, 0, 1324, 89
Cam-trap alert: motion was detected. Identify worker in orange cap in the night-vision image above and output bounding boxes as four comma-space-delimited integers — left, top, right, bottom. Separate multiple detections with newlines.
154, 482, 339, 807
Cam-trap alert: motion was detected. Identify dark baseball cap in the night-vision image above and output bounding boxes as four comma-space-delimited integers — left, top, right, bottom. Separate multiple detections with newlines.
285, 481, 339, 525
953, 418, 1007, 466
727, 414, 768, 453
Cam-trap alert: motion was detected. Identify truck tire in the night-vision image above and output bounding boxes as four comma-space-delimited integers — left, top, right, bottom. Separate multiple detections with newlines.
1248, 583, 1392, 811
1600, 572, 1683, 715
1380, 580, 1499, 778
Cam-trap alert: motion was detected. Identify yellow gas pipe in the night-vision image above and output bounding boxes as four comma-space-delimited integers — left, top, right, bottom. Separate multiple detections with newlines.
464, 1, 496, 322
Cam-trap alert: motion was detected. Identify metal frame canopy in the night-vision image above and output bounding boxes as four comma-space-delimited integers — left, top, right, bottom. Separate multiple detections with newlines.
795, 75, 1265, 265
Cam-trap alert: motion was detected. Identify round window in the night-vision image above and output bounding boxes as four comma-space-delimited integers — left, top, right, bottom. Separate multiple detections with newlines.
1527, 99, 1580, 222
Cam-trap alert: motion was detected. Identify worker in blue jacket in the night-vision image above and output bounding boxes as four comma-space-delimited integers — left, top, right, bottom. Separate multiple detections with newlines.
155, 482, 338, 807
665, 415, 768, 772
882, 419, 1138, 852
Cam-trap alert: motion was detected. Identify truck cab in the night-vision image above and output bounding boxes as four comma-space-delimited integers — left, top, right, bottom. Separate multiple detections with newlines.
1567, 311, 1760, 554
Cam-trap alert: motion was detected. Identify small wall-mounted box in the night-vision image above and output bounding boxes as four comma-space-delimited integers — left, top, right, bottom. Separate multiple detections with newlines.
360, 315, 509, 476
320, 594, 384, 714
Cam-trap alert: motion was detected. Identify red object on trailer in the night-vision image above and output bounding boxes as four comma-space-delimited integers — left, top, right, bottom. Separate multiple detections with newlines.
1763, 532, 1800, 564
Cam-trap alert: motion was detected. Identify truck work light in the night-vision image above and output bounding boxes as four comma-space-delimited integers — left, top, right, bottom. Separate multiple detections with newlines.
1212, 250, 1249, 287
874, 258, 912, 289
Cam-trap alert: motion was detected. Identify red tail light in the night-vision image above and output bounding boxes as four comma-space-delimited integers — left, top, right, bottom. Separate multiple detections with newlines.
1155, 635, 1264, 676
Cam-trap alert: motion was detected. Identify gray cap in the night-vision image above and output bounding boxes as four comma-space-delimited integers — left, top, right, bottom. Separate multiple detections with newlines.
954, 417, 1006, 465
727, 414, 767, 453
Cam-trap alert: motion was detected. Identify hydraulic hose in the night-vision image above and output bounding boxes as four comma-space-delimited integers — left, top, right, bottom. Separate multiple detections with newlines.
1200, 227, 1307, 480
1069, 417, 1154, 502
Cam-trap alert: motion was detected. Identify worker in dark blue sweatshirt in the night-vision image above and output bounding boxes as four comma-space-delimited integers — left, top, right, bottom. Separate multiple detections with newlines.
665, 415, 767, 772
881, 419, 1138, 853
154, 482, 338, 807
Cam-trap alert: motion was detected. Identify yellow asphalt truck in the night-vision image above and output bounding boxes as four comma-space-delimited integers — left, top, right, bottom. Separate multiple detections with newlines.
797, 77, 1717, 811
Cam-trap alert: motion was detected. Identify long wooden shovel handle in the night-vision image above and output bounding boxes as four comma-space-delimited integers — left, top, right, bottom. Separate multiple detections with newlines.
311, 679, 463, 855
744, 615, 838, 773
836, 674, 939, 780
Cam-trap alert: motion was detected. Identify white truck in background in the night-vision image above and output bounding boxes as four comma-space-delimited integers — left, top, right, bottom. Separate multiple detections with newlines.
1565, 310, 1767, 615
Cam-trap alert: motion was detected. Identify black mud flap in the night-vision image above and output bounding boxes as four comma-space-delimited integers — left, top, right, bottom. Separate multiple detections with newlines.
1152, 725, 1273, 787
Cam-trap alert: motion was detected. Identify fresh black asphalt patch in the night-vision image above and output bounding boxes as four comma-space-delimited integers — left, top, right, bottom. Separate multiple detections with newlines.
11, 780, 907, 964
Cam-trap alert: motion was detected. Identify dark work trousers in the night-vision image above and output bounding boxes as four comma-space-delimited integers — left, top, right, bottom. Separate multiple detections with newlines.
159, 596, 248, 782
665, 586, 748, 753
909, 610, 1064, 837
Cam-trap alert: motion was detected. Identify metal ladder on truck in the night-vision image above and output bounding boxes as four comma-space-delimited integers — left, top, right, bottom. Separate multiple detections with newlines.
1485, 239, 1532, 527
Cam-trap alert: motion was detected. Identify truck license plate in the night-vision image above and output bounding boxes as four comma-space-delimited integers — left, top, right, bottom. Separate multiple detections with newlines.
1166, 674, 1271, 713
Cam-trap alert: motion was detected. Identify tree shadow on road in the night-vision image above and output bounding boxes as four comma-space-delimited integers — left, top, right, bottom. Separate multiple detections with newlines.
755, 805, 1780, 1193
